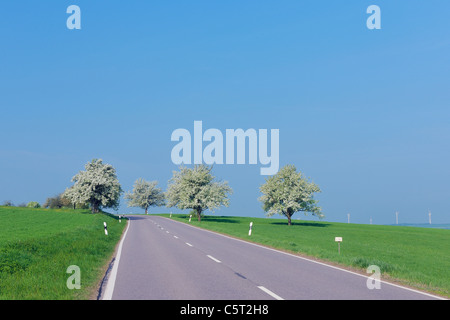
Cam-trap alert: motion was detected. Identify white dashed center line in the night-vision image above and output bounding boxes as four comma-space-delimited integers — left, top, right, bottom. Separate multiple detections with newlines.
257, 286, 284, 300
206, 255, 221, 263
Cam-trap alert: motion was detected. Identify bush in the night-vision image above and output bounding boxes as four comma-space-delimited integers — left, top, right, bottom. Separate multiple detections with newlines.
26, 201, 41, 208
43, 194, 65, 209
43, 193, 76, 209
2, 200, 14, 207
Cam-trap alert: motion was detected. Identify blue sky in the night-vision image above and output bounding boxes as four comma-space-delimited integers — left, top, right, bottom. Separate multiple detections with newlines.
1, 1, 449, 224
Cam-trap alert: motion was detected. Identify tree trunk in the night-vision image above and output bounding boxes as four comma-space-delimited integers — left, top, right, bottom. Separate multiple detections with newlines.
145, 207, 148, 214
91, 202, 99, 214
197, 208, 202, 222
287, 207, 293, 226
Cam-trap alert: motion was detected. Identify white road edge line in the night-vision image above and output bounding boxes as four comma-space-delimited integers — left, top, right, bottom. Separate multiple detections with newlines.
102, 218, 131, 300
185, 242, 193, 247
207, 255, 221, 263
174, 235, 178, 239
161, 216, 446, 300
258, 286, 284, 300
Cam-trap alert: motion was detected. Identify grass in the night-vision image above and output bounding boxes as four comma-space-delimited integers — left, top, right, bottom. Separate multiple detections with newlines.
0, 206, 126, 300
2, 206, 448, 299
161, 214, 450, 298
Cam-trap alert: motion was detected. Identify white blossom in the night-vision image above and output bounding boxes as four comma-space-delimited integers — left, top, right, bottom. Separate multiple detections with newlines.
124, 178, 165, 214
259, 164, 323, 225
166, 165, 232, 221
64, 159, 122, 213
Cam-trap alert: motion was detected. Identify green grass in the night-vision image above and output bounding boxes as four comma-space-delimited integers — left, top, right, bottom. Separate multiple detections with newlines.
161, 214, 450, 298
0, 206, 126, 300
3, 206, 448, 299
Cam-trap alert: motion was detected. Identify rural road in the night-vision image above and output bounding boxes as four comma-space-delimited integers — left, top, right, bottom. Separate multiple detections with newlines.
102, 215, 443, 300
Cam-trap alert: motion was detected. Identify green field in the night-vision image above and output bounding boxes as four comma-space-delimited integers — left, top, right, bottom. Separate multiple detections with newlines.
2, 207, 448, 299
162, 214, 450, 298
0, 206, 126, 300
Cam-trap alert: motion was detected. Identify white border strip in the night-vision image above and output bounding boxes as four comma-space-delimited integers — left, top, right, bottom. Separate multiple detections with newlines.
102, 218, 131, 300
161, 216, 446, 300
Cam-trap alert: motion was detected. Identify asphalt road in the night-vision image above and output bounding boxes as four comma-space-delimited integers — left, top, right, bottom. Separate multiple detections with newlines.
103, 215, 443, 300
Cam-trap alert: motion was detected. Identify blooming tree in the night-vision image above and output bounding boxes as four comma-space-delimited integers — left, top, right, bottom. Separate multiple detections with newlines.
64, 159, 123, 213
259, 164, 323, 225
166, 165, 232, 222
124, 178, 165, 214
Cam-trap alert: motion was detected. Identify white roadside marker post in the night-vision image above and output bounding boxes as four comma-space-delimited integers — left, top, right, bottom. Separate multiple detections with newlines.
104, 222, 108, 235
189, 214, 192, 222
248, 222, 253, 236
335, 237, 342, 254
119, 215, 121, 223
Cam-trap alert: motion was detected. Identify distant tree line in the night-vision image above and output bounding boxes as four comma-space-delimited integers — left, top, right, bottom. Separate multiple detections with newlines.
1, 195, 89, 210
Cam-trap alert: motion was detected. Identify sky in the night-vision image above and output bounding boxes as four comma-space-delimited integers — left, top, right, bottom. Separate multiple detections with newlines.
1, 1, 449, 225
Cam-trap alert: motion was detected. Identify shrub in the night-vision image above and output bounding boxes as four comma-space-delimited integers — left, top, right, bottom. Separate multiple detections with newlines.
2, 200, 14, 207
26, 201, 41, 208
43, 194, 65, 209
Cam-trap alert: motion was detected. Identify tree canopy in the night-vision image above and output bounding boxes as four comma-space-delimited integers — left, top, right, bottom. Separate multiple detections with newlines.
166, 165, 232, 221
124, 178, 165, 214
259, 164, 323, 225
64, 159, 123, 213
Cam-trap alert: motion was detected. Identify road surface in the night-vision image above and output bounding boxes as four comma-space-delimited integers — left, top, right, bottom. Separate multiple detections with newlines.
102, 215, 443, 300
